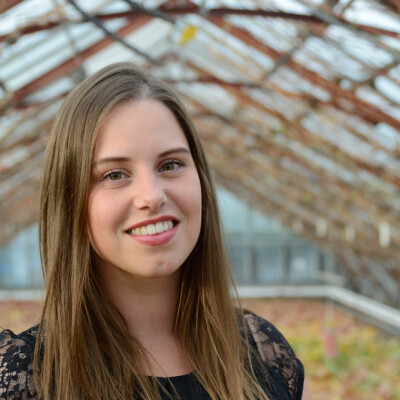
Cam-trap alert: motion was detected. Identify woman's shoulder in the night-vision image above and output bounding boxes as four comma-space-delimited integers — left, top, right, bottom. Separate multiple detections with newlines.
0, 325, 39, 399
0, 324, 38, 361
242, 310, 304, 400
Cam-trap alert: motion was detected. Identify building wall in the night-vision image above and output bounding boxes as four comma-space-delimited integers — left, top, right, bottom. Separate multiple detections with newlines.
218, 189, 338, 285
0, 224, 42, 288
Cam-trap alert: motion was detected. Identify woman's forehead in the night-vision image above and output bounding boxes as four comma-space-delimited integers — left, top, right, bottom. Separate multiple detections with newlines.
92, 99, 190, 162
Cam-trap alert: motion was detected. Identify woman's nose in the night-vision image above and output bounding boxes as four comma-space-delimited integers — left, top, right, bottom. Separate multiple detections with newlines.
132, 172, 167, 210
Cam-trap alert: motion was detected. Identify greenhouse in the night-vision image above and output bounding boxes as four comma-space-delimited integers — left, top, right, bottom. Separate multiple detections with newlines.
0, 0, 400, 398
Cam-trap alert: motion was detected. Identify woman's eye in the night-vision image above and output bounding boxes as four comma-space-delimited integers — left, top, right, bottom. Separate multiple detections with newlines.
160, 160, 184, 172
102, 170, 123, 181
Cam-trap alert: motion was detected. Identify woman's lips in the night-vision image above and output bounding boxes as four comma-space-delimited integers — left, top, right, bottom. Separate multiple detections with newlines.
127, 220, 174, 236
126, 223, 179, 246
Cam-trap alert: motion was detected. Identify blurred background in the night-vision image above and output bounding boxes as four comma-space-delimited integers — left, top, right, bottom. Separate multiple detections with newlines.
0, 0, 400, 398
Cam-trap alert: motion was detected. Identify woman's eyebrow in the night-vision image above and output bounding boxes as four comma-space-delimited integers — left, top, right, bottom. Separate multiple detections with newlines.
92, 157, 130, 167
158, 147, 190, 157
92, 148, 190, 167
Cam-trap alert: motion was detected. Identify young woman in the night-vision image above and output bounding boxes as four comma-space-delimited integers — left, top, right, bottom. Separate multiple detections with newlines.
0, 63, 312, 400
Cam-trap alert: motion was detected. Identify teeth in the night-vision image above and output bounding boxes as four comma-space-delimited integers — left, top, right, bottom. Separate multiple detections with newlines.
147, 224, 156, 235
130, 220, 175, 236
156, 222, 164, 233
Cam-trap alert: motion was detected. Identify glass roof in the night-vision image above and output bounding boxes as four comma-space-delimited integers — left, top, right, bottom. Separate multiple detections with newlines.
1, 0, 400, 300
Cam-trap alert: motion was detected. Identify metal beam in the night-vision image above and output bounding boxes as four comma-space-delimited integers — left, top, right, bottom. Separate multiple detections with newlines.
0, 0, 24, 14
379, 0, 400, 12
12, 16, 151, 106
211, 19, 400, 132
67, 0, 160, 65
1, 7, 398, 43
165, 76, 260, 87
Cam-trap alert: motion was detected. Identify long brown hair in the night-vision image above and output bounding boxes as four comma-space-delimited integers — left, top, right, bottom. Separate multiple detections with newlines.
35, 62, 269, 399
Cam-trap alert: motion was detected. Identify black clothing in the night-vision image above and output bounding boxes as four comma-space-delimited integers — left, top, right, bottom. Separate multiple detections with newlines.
157, 374, 209, 399
0, 312, 304, 399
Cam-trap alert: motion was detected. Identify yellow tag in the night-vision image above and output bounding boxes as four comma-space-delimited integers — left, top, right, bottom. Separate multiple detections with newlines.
179, 24, 197, 45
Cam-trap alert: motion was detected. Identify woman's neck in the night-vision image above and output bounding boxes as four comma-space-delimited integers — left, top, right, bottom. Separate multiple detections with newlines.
98, 268, 191, 376
100, 268, 180, 337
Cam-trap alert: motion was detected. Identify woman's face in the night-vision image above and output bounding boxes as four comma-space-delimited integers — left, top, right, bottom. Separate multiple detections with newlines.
87, 99, 202, 284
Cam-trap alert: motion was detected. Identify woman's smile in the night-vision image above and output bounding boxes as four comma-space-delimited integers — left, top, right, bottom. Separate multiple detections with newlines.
125, 216, 177, 236
87, 99, 202, 281
125, 216, 179, 246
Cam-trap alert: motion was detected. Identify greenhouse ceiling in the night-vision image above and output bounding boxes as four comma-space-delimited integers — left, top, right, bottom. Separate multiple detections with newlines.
0, 0, 400, 305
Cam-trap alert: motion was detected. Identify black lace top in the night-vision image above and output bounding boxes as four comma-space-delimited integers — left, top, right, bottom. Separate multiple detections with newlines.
0, 312, 304, 399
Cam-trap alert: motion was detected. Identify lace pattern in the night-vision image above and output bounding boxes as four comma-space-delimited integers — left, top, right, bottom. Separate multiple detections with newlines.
0, 326, 38, 399
0, 314, 303, 400
244, 312, 304, 400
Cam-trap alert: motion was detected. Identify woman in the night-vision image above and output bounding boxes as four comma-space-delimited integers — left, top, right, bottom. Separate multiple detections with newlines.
0, 63, 312, 399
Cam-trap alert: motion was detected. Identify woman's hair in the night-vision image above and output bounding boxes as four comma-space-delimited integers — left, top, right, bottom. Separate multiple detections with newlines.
35, 62, 269, 399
